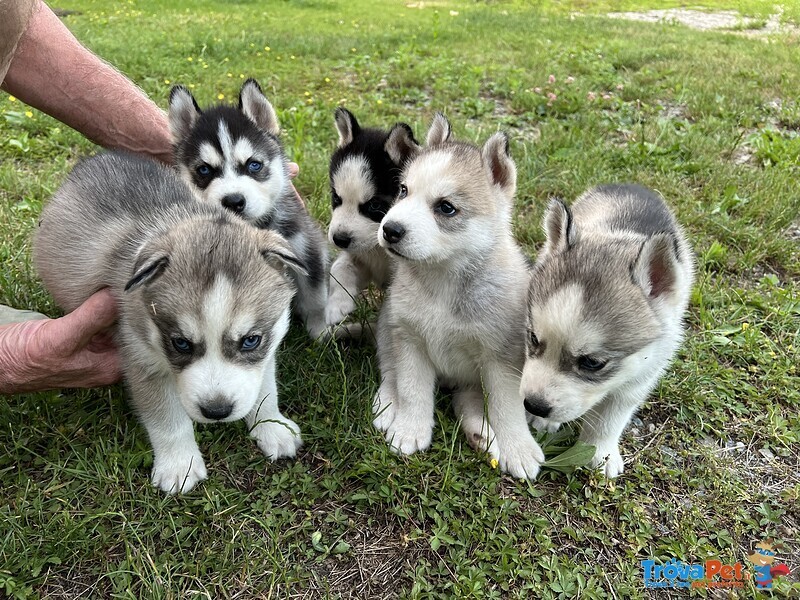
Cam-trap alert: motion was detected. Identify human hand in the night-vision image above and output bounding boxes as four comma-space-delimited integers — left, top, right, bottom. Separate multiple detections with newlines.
0, 289, 122, 394
287, 161, 307, 207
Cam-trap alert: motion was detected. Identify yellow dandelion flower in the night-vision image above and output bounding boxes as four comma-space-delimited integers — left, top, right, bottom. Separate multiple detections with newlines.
239, 74, 245, 79
306, 98, 313, 104
187, 57, 193, 62
203, 64, 209, 69
189, 84, 196, 89
227, 73, 233, 78
377, 99, 383, 105
164, 79, 170, 84
25, 111, 33, 118
742, 323, 750, 331
490, 458, 499, 469
257, 52, 262, 57
217, 93, 225, 100
8, 95, 17, 102
290, 55, 296, 60
224, 57, 229, 62
264, 46, 270, 52
351, 47, 356, 53
324, 77, 331, 83
304, 91, 311, 96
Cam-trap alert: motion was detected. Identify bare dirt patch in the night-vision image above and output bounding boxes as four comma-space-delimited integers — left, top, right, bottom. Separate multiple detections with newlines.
605, 9, 797, 36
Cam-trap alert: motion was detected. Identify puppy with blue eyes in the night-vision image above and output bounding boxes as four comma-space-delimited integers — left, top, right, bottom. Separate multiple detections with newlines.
520, 184, 694, 477
169, 79, 329, 339
372, 114, 546, 480
35, 152, 307, 494
325, 108, 416, 328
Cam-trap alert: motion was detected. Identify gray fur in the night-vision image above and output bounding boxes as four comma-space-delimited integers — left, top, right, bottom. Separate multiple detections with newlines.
34, 151, 304, 494
522, 184, 695, 478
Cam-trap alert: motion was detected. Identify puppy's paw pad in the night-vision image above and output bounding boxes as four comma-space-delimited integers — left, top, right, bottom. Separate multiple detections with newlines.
592, 446, 625, 478
497, 438, 545, 480
385, 417, 433, 455
461, 420, 498, 455
252, 418, 302, 460
152, 450, 207, 494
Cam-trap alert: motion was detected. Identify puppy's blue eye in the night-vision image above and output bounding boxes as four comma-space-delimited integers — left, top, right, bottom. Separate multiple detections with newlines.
241, 334, 262, 351
172, 337, 193, 354
578, 356, 606, 371
247, 160, 263, 174
398, 184, 408, 200
196, 164, 211, 177
436, 200, 457, 216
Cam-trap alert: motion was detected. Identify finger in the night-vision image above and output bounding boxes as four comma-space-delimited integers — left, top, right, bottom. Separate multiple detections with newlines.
290, 183, 307, 208
288, 162, 299, 178
53, 288, 118, 353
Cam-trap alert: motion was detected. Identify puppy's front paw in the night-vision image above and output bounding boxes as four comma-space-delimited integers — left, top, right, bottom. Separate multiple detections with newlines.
385, 413, 433, 455
325, 295, 356, 326
591, 444, 625, 478
372, 388, 397, 432
496, 436, 545, 480
528, 415, 562, 433
251, 417, 303, 460
151, 447, 207, 494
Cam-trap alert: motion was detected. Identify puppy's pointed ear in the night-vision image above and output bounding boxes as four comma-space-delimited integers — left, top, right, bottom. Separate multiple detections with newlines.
425, 112, 451, 146
632, 233, 679, 299
125, 255, 169, 292
259, 231, 308, 278
168, 85, 201, 142
542, 199, 576, 255
481, 132, 516, 198
239, 79, 280, 136
334, 108, 359, 147
385, 123, 419, 166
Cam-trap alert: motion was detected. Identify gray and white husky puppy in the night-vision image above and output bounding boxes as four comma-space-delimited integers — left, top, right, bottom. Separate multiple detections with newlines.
373, 114, 545, 479
325, 108, 415, 327
169, 79, 329, 339
520, 184, 694, 477
34, 152, 307, 494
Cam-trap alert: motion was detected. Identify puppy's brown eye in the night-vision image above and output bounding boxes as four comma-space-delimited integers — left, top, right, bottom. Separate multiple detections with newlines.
398, 184, 408, 199
529, 331, 539, 348
578, 355, 606, 371
435, 200, 457, 216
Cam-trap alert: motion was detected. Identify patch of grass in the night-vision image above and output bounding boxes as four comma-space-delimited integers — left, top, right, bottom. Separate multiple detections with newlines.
1, 0, 799, 598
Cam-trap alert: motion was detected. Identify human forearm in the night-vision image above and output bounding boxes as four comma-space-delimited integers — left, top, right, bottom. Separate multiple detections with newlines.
2, 1, 172, 163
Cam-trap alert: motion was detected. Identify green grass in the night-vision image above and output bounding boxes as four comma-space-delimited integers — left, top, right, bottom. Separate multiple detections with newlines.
1, 0, 799, 598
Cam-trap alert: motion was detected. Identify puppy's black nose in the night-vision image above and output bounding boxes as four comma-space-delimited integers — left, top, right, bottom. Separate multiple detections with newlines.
200, 402, 233, 421
221, 193, 246, 213
524, 395, 551, 418
332, 233, 352, 249
382, 222, 406, 244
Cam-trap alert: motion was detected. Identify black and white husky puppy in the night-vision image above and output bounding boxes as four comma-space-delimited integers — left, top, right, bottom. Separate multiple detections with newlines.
520, 184, 695, 477
325, 108, 415, 327
169, 79, 329, 339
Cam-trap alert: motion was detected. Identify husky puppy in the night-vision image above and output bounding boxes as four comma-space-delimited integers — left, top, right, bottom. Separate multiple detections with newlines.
34, 152, 307, 494
520, 184, 694, 477
169, 79, 329, 339
325, 108, 415, 327
373, 114, 545, 479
